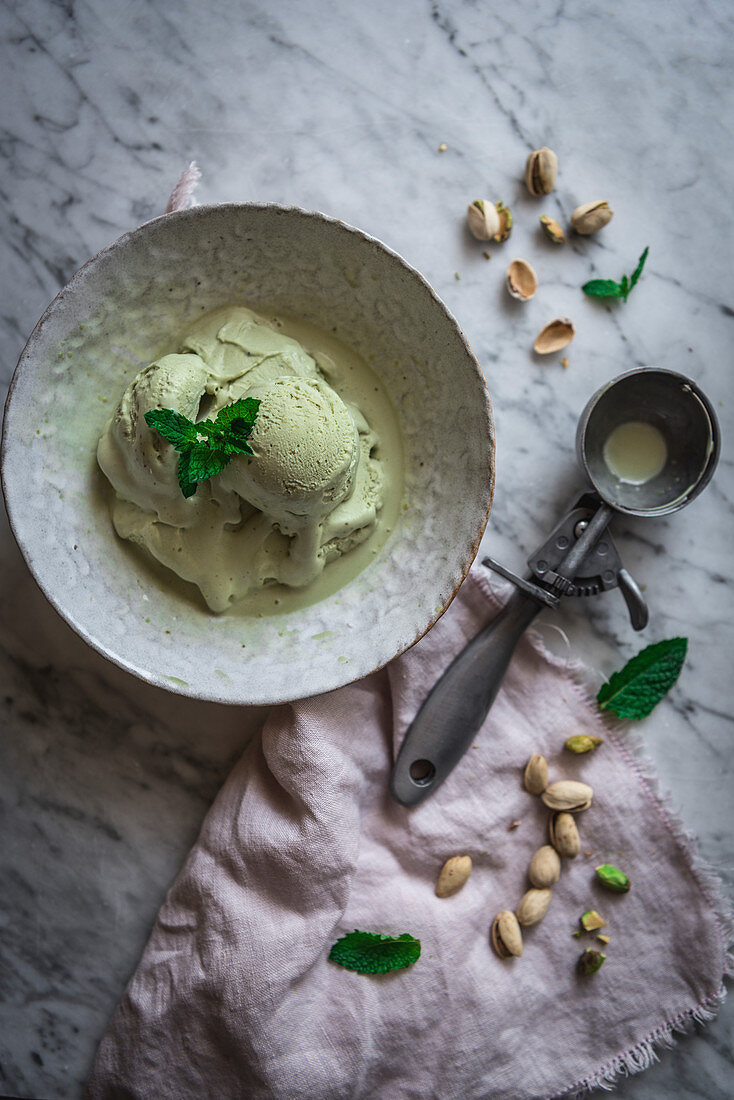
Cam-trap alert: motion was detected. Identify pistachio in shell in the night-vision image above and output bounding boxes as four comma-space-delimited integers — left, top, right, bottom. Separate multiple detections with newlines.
516, 888, 553, 927
435, 854, 472, 898
571, 200, 614, 235
525, 147, 558, 196
565, 734, 603, 754
528, 845, 561, 889
539, 214, 565, 244
524, 753, 548, 795
533, 318, 575, 355
506, 259, 538, 302
491, 909, 523, 958
549, 811, 581, 858
541, 780, 593, 813
467, 199, 501, 241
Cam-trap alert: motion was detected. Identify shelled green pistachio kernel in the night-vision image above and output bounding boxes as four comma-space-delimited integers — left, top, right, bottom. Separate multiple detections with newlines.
580, 909, 607, 931
578, 948, 606, 976
595, 864, 631, 893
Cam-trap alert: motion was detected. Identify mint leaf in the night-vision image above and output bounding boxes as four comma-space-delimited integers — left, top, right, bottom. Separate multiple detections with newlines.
581, 279, 623, 299
186, 442, 229, 483
582, 247, 650, 304
176, 449, 197, 498
144, 408, 198, 450
214, 397, 260, 431
328, 930, 421, 974
597, 637, 688, 719
145, 398, 260, 498
628, 246, 650, 294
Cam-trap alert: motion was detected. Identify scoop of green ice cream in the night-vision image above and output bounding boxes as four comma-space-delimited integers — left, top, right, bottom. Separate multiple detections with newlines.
220, 376, 360, 532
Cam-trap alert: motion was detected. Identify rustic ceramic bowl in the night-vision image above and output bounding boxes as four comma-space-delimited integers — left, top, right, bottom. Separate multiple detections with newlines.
2, 204, 494, 705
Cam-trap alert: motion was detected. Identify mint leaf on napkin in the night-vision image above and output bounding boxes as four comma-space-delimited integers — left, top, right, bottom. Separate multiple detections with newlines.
145, 397, 260, 499
597, 637, 688, 719
328, 930, 421, 974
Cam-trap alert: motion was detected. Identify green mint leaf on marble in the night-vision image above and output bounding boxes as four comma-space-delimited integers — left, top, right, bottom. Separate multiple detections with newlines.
144, 398, 260, 498
328, 930, 421, 975
580, 279, 624, 299
597, 637, 688, 720
582, 247, 649, 303
628, 245, 650, 295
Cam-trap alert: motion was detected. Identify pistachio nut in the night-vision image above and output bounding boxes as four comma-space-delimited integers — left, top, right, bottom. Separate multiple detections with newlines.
533, 318, 575, 355
549, 811, 581, 858
506, 259, 538, 302
571, 200, 614, 235
528, 845, 561, 889
467, 200, 501, 241
491, 909, 523, 958
596, 934, 611, 945
580, 909, 607, 932
494, 201, 513, 243
578, 948, 606, 976
595, 863, 631, 893
541, 780, 593, 813
435, 854, 473, 898
516, 888, 553, 927
565, 735, 603, 754
539, 215, 565, 244
525, 147, 558, 196
523, 753, 548, 795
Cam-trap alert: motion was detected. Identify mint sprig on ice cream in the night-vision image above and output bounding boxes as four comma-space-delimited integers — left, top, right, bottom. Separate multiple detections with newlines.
144, 397, 260, 498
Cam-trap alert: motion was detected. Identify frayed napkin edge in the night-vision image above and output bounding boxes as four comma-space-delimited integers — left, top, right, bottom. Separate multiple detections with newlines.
468, 566, 733, 1098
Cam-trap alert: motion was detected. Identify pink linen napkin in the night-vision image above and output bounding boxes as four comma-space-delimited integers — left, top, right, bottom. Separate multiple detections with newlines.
86, 566, 731, 1099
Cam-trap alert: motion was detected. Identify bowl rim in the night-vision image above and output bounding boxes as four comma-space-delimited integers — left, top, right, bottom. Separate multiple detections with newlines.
2, 202, 494, 704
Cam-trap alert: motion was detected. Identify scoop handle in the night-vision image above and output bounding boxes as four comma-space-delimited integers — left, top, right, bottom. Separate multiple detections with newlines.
389, 589, 543, 807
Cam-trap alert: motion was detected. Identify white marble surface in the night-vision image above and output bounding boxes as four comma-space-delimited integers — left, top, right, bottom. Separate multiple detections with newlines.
1, 1, 732, 1097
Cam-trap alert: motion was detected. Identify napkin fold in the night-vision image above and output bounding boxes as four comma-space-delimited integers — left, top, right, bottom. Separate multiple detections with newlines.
87, 567, 732, 1099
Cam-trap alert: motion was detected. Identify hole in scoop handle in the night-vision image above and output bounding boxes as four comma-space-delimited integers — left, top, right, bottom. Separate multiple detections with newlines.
389, 590, 543, 807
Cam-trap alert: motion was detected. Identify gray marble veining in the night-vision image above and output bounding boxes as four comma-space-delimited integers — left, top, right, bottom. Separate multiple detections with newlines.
2, 0, 733, 1097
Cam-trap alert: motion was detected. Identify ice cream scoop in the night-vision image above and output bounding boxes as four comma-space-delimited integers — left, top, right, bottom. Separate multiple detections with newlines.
220, 376, 360, 530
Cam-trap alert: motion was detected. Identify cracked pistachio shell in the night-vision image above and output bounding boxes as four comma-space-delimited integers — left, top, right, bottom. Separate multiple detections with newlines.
528, 845, 561, 889
549, 812, 581, 858
467, 200, 501, 241
533, 318, 575, 355
540, 215, 565, 244
491, 909, 523, 958
435, 855, 472, 898
525, 147, 558, 196
571, 200, 614, 235
506, 259, 538, 301
541, 780, 593, 812
524, 753, 548, 795
516, 888, 553, 927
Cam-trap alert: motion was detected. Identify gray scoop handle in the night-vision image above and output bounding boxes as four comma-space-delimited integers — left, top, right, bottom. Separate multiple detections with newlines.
389, 589, 543, 807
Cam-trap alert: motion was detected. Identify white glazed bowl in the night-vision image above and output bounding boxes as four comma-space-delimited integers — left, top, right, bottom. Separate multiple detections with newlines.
2, 204, 494, 705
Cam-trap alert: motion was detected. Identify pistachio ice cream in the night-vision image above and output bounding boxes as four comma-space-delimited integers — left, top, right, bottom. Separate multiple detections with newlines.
97, 306, 401, 613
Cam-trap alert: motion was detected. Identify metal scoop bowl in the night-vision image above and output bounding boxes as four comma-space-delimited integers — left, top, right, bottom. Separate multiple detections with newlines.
390, 366, 720, 807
